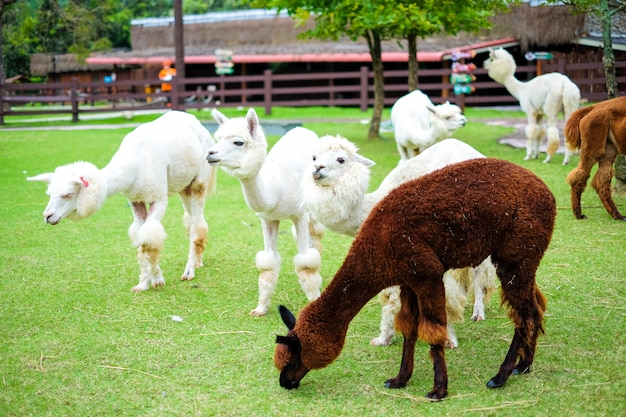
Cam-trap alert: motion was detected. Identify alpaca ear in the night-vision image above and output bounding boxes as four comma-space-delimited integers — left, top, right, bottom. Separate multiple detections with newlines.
27, 173, 54, 184
276, 335, 301, 355
279, 305, 296, 330
246, 108, 260, 139
355, 154, 375, 168
211, 108, 228, 125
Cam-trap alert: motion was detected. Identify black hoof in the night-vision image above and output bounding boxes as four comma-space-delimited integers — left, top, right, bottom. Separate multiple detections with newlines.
426, 392, 445, 401
486, 378, 506, 388
512, 366, 531, 375
384, 380, 406, 389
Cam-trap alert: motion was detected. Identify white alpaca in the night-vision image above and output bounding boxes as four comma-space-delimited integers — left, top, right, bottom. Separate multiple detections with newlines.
206, 108, 324, 317
391, 90, 467, 161
28, 111, 218, 292
305, 136, 497, 347
483, 48, 580, 165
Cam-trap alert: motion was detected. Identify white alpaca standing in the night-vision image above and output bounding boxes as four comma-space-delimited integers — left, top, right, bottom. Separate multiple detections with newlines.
483, 48, 580, 165
391, 90, 467, 161
305, 136, 497, 347
28, 111, 218, 291
206, 108, 324, 317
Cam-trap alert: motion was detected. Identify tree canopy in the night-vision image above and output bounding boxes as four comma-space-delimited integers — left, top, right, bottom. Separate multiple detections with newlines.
251, 0, 510, 138
1, 0, 249, 79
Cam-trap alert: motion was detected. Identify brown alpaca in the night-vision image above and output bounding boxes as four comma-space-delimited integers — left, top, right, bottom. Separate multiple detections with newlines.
565, 96, 626, 220
275, 158, 555, 400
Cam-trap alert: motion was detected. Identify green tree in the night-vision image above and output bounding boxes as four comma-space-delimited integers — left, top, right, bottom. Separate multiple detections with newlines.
251, 0, 509, 138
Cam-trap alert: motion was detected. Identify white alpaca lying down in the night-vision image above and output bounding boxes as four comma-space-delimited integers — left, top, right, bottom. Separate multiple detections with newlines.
206, 108, 324, 317
391, 90, 467, 161
28, 111, 218, 292
305, 137, 497, 347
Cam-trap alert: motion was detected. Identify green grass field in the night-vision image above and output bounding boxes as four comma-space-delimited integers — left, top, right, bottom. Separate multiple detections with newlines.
0, 107, 624, 416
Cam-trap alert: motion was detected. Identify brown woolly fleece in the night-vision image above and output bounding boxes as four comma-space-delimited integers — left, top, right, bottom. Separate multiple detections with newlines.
275, 158, 556, 400
565, 96, 626, 220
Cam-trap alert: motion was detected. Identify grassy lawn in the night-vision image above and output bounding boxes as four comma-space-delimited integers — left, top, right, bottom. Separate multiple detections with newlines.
0, 107, 624, 416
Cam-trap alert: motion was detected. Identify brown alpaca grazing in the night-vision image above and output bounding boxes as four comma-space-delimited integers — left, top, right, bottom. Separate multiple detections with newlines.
565, 96, 626, 220
274, 158, 555, 400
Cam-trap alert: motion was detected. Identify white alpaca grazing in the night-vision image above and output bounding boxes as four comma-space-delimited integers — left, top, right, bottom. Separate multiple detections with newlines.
483, 48, 580, 165
28, 111, 218, 292
391, 90, 467, 161
305, 136, 497, 347
206, 108, 324, 317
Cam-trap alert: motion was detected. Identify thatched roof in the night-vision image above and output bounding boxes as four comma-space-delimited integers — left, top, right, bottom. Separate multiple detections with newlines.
487, 3, 586, 50
30, 53, 112, 75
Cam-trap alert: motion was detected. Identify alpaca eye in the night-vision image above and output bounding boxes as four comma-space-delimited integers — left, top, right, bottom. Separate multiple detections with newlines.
233, 141, 244, 147
312, 156, 317, 161
61, 193, 73, 199
337, 158, 345, 164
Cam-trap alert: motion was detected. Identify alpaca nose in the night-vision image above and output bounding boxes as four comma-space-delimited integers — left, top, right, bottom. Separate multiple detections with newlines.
206, 151, 220, 164
312, 166, 325, 180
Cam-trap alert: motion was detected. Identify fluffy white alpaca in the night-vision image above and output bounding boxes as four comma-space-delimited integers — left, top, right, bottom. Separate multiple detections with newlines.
483, 48, 580, 165
28, 111, 218, 292
305, 136, 497, 347
391, 90, 467, 161
206, 108, 324, 317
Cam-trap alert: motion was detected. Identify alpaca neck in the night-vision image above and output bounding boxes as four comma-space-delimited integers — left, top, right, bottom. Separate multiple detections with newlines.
298, 259, 385, 368
238, 174, 278, 214
500, 74, 527, 102
100, 164, 128, 198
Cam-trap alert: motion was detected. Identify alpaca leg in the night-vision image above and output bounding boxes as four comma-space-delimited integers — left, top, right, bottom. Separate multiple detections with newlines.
251, 220, 281, 316
417, 277, 450, 400
253, 250, 281, 316
308, 220, 325, 254
385, 285, 419, 389
590, 143, 624, 220
128, 202, 161, 292
566, 166, 592, 219
543, 125, 560, 164
396, 142, 411, 161
471, 257, 497, 321
524, 124, 544, 160
371, 286, 401, 346
487, 260, 546, 388
133, 218, 167, 292
293, 217, 323, 302
443, 270, 467, 348
179, 191, 209, 280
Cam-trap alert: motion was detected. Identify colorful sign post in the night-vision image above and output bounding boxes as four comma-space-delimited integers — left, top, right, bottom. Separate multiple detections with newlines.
450, 49, 477, 106
215, 49, 234, 75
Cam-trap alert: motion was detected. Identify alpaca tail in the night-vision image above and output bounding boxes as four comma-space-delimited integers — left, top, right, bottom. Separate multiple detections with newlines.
564, 106, 593, 152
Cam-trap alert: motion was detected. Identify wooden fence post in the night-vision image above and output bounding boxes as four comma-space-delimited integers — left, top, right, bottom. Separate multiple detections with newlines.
71, 78, 79, 123
359, 66, 369, 112
264, 69, 272, 115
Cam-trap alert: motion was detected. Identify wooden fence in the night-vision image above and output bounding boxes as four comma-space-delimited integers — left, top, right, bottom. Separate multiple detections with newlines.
1, 59, 625, 124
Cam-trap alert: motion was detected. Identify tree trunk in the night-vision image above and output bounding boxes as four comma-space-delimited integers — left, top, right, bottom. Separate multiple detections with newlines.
407, 34, 418, 92
0, 0, 19, 85
365, 30, 384, 140
600, 0, 626, 194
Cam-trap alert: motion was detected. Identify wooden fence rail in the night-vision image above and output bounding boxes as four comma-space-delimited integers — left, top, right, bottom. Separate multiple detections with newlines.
1, 59, 624, 124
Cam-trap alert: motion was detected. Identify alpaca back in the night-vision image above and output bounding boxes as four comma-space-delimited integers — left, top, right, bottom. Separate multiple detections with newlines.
356, 158, 555, 280
373, 139, 484, 199
107, 111, 215, 200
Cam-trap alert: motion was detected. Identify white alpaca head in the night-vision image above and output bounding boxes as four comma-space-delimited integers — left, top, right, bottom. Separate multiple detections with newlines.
429, 101, 467, 136
483, 48, 516, 83
207, 108, 267, 179
27, 161, 107, 224
310, 134, 374, 188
